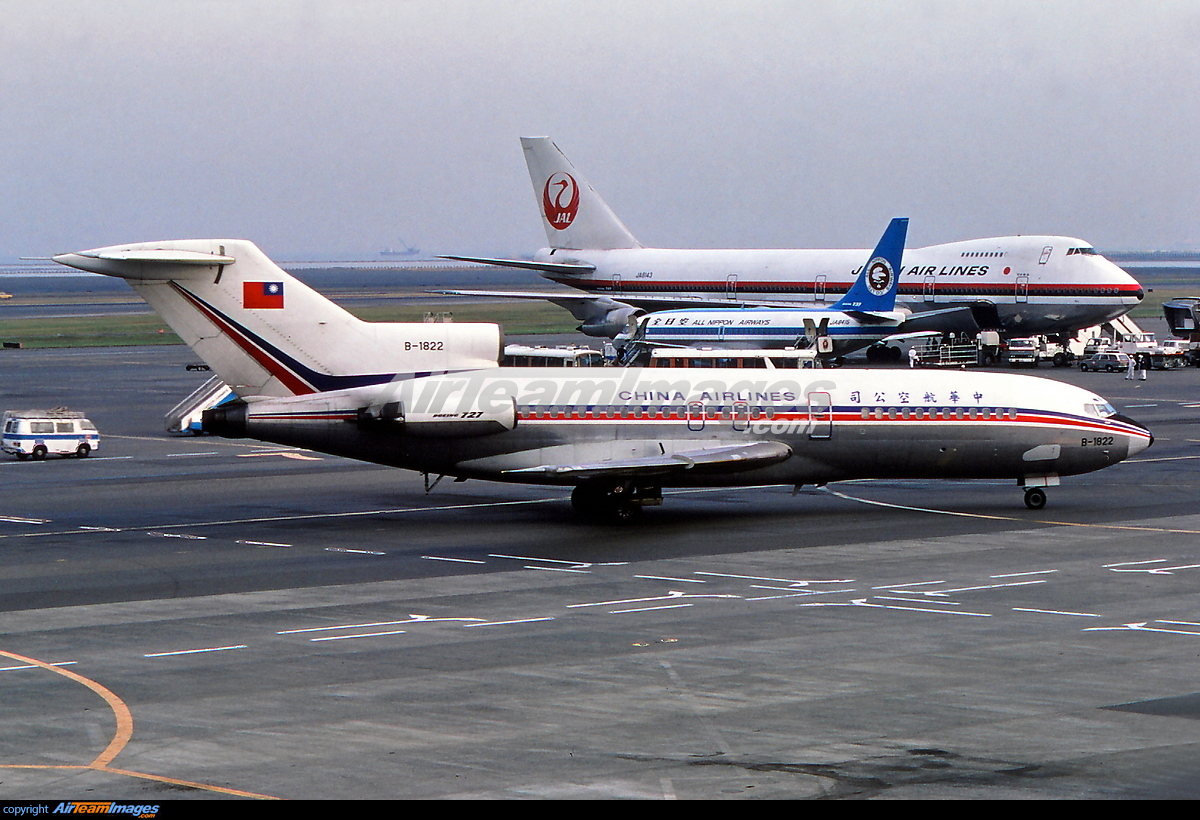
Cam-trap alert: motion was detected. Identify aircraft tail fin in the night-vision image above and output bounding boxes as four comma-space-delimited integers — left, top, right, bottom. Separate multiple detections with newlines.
53, 240, 501, 398
520, 137, 641, 250
832, 218, 908, 312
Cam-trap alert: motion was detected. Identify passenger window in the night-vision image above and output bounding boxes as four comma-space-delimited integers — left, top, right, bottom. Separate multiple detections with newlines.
57, 422, 74, 433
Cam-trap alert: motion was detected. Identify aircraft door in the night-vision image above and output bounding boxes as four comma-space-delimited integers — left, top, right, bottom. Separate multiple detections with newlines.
732, 402, 750, 432
687, 401, 705, 432
1016, 274, 1029, 303
611, 274, 622, 294
807, 392, 832, 439
1039, 246, 1053, 264
814, 275, 827, 303
923, 275, 936, 302
726, 274, 738, 300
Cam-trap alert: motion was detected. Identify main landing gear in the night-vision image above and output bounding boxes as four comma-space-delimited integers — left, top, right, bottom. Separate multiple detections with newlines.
571, 479, 662, 523
1023, 487, 1047, 510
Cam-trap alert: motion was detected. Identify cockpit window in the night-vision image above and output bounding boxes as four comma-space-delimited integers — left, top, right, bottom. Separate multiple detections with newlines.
1085, 401, 1116, 418
1067, 247, 1099, 256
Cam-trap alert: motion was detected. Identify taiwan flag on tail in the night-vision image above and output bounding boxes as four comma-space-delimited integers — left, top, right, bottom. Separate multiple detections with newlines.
244, 281, 284, 309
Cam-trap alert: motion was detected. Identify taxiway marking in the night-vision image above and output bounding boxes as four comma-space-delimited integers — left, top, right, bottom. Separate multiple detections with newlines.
1013, 607, 1102, 618
827, 487, 1200, 535
144, 645, 248, 657
0, 496, 568, 541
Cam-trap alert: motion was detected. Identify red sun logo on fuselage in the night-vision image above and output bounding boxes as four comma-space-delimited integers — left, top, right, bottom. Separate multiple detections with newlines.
543, 172, 580, 230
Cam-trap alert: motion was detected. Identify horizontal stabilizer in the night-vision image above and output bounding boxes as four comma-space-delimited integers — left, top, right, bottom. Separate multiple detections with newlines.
53, 243, 237, 281
845, 309, 906, 325
72, 249, 236, 265
505, 440, 792, 478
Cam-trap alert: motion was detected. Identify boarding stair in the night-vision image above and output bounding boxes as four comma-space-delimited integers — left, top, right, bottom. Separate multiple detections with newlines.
165, 375, 233, 434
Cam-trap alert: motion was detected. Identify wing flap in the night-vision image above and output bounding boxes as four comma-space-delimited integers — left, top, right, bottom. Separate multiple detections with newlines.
505, 440, 792, 478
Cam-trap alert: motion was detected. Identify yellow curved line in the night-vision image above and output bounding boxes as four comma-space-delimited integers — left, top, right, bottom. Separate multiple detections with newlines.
0, 650, 132, 767
0, 649, 279, 799
0, 764, 278, 799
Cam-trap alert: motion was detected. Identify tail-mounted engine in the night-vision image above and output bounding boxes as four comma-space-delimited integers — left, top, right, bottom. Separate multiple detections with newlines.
356, 399, 516, 438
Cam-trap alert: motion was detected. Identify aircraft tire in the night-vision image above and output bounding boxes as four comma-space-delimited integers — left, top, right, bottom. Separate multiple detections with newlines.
75, 443, 90, 458
609, 500, 643, 523
572, 480, 643, 524
31, 446, 47, 461
571, 483, 606, 518
1024, 488, 1047, 510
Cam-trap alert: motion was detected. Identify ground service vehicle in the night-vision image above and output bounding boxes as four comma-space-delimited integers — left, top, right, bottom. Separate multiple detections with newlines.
1078, 352, 1131, 373
2, 409, 100, 460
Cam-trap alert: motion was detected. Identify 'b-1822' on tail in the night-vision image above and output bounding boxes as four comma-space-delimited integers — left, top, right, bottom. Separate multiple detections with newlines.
55, 239, 1151, 520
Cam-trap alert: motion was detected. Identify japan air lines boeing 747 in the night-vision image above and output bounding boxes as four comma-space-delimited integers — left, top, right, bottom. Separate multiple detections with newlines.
444, 138, 1144, 340
55, 238, 1150, 521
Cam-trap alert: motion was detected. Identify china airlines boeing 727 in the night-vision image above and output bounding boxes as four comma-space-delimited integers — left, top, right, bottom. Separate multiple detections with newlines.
444, 138, 1144, 341
55, 238, 1150, 521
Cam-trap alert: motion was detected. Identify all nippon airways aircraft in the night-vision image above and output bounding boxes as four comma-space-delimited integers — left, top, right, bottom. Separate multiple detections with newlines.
444, 137, 1144, 341
633, 217, 909, 357
54, 239, 1151, 520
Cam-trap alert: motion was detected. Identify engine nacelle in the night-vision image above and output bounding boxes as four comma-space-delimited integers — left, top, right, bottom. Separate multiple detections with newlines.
579, 305, 645, 338
356, 399, 516, 438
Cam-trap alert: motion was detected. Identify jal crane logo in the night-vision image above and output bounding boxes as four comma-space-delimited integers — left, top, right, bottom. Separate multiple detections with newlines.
542, 172, 580, 230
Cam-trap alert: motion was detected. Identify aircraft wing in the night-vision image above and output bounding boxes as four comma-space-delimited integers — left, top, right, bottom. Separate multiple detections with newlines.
505, 440, 792, 479
438, 255, 596, 275
435, 288, 816, 312
435, 289, 620, 309
893, 304, 983, 336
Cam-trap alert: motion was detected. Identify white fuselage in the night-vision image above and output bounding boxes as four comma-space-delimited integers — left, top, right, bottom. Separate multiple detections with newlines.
636, 306, 902, 354
222, 366, 1152, 487
536, 236, 1143, 336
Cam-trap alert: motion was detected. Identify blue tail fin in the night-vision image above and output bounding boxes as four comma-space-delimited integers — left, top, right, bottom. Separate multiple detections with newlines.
832, 218, 908, 312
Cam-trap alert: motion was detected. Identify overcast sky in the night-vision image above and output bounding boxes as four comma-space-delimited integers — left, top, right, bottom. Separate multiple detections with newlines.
2, 1, 1198, 260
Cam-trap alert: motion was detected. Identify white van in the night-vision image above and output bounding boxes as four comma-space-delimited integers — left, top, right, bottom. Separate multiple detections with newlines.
2, 409, 100, 460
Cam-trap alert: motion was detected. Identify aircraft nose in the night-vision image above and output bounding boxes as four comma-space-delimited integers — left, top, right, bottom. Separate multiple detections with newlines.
1110, 412, 1153, 456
